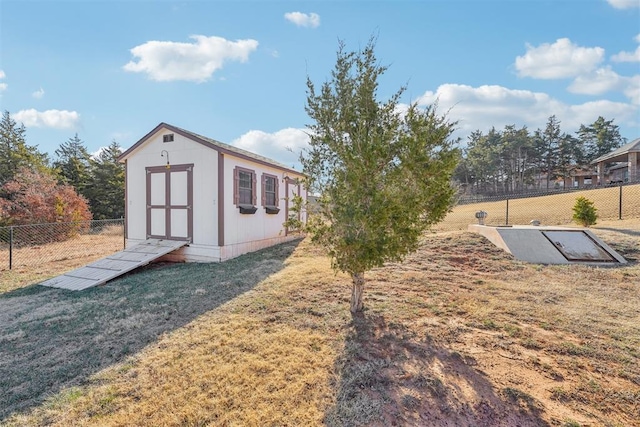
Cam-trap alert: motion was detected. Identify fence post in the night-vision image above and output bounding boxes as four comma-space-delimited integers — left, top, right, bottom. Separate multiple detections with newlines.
9, 226, 13, 270
619, 184, 623, 220
505, 198, 509, 225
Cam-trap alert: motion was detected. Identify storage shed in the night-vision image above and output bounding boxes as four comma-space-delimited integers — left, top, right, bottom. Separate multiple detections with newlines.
118, 123, 306, 262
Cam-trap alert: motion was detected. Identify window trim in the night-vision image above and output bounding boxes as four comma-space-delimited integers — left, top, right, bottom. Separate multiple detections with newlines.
261, 173, 280, 213
162, 133, 174, 143
234, 166, 257, 213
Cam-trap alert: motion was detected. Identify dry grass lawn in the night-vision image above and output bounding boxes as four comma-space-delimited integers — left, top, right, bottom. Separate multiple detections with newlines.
435, 184, 640, 231
0, 228, 124, 294
2, 219, 639, 426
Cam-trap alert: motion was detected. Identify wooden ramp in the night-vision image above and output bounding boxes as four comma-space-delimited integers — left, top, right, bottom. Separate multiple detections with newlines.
39, 239, 188, 291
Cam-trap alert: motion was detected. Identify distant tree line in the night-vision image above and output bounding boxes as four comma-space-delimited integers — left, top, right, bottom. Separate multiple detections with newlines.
0, 108, 629, 225
454, 115, 625, 195
0, 110, 125, 226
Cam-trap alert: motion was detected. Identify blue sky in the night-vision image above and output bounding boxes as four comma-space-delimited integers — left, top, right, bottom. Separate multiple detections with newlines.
1, 0, 639, 169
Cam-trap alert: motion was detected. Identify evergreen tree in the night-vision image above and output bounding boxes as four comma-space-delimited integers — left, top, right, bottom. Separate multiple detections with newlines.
54, 133, 92, 197
577, 116, 624, 161
86, 141, 125, 219
0, 110, 49, 185
534, 115, 562, 189
303, 38, 460, 313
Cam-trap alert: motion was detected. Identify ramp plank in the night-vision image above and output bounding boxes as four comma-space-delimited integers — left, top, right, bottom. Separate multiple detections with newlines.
39, 239, 188, 291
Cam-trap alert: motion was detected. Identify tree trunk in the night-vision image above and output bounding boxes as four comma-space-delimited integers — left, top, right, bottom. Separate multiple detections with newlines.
350, 273, 365, 314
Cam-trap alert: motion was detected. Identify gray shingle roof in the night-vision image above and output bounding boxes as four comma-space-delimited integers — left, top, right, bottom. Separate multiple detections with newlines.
119, 122, 303, 176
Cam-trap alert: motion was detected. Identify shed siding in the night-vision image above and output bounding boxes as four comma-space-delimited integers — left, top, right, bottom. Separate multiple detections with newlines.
123, 124, 306, 262
223, 156, 303, 246
125, 129, 218, 246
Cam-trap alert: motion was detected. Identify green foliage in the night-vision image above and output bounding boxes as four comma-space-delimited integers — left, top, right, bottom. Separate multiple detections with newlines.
54, 133, 92, 197
302, 37, 460, 310
283, 193, 305, 233
578, 116, 624, 161
456, 115, 625, 195
85, 141, 125, 219
572, 196, 598, 227
0, 110, 49, 185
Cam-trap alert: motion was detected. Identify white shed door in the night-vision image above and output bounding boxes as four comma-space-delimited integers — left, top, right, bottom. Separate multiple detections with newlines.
146, 164, 193, 242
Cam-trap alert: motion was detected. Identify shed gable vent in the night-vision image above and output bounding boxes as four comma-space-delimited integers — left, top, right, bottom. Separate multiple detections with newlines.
163, 134, 174, 143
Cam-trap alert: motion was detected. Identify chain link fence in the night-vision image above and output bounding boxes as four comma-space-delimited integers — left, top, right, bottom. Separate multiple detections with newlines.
0, 219, 125, 270
435, 183, 640, 231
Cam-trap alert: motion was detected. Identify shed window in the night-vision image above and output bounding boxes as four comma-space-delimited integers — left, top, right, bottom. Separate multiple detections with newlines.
262, 173, 279, 214
239, 171, 253, 204
163, 134, 174, 143
262, 174, 278, 206
234, 166, 257, 213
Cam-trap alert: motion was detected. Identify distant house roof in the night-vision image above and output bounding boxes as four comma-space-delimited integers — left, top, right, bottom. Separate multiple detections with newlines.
591, 137, 640, 164
118, 122, 302, 175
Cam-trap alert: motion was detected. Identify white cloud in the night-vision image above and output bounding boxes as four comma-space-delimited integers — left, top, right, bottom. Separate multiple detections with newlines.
568, 67, 623, 95
624, 75, 640, 105
515, 38, 604, 79
611, 34, 640, 62
611, 46, 640, 62
123, 35, 259, 82
232, 128, 309, 169
91, 146, 106, 159
32, 87, 45, 99
0, 70, 6, 92
416, 83, 638, 137
284, 12, 320, 28
13, 109, 80, 129
606, 0, 639, 9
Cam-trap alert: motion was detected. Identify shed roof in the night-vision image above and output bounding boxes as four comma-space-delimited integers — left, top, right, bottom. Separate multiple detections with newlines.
118, 122, 303, 176
591, 137, 640, 164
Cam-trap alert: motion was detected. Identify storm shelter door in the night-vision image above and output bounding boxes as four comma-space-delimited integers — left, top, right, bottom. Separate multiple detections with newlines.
146, 164, 193, 242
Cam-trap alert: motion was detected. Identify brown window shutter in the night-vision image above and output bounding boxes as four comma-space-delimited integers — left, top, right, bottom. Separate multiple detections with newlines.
261, 174, 266, 206
252, 172, 257, 205
275, 177, 279, 206
233, 167, 239, 205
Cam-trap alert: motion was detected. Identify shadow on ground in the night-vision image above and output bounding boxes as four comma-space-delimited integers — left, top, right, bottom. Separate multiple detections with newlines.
0, 239, 301, 421
325, 314, 550, 427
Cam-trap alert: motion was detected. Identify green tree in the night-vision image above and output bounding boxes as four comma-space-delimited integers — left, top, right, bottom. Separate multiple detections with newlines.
303, 39, 460, 313
534, 115, 562, 189
577, 116, 624, 161
572, 196, 598, 227
500, 125, 534, 192
556, 133, 582, 186
54, 133, 92, 197
85, 140, 125, 219
0, 110, 49, 185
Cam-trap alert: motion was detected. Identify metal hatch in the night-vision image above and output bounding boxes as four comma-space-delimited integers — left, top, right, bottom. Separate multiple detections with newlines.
542, 230, 617, 263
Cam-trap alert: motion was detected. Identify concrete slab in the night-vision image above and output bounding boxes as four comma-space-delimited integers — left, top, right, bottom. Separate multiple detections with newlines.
468, 224, 627, 265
